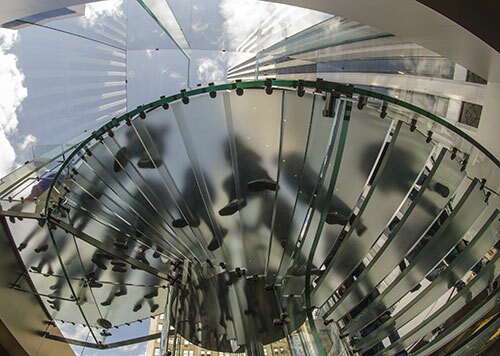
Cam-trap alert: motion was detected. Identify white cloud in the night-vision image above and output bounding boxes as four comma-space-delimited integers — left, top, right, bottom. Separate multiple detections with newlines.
218, 0, 330, 53
56, 321, 90, 341
0, 28, 28, 177
81, 0, 124, 27
122, 343, 140, 352
191, 21, 209, 33
18, 133, 36, 150
197, 57, 224, 83
169, 72, 183, 80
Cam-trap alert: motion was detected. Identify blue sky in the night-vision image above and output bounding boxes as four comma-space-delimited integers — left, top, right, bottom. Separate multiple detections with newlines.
56, 319, 151, 355
0, 0, 330, 178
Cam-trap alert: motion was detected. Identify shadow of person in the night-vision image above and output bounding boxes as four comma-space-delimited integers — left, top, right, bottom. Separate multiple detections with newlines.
218, 136, 277, 217
171, 168, 226, 251
281, 152, 366, 235
113, 123, 169, 172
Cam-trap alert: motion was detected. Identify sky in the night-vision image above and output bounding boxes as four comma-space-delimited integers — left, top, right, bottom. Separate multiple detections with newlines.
0, 0, 330, 179
0, 0, 330, 353
56, 319, 151, 356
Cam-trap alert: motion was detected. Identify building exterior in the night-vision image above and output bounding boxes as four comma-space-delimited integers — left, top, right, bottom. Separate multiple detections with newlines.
146, 315, 293, 356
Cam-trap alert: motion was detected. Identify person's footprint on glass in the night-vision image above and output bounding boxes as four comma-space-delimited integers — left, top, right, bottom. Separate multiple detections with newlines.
218, 136, 278, 217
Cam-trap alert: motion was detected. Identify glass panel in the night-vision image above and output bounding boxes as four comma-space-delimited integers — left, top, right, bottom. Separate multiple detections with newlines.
25, 1, 127, 50
327, 148, 466, 321
344, 179, 488, 335
102, 129, 205, 259
221, 89, 283, 275
312, 116, 433, 307
377, 253, 500, 355
257, 17, 385, 65
139, 0, 191, 57
171, 98, 235, 266
127, 0, 179, 50
49, 227, 110, 331
126, 49, 189, 108
76, 145, 193, 260
274, 94, 334, 284
445, 315, 500, 356
170, 92, 244, 269
355, 209, 499, 352
14, 22, 127, 146
265, 91, 315, 284
308, 103, 392, 269
130, 113, 212, 260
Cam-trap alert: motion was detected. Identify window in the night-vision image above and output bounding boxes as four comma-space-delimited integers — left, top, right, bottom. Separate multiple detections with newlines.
154, 348, 160, 356
190, 351, 194, 356
183, 351, 188, 356
263, 350, 267, 356
160, 314, 164, 320
279, 347, 285, 353
458, 101, 482, 128
158, 323, 163, 331
184, 339, 189, 345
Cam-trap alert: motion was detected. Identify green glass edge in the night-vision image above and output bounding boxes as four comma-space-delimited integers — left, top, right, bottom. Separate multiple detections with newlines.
323, 147, 447, 319
305, 101, 352, 356
311, 121, 403, 305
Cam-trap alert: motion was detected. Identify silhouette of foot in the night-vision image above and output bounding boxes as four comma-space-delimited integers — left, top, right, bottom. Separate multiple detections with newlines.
137, 157, 163, 169
172, 218, 188, 228
410, 283, 422, 293
49, 303, 60, 311
89, 280, 103, 288
150, 304, 159, 313
35, 244, 49, 253
434, 183, 450, 198
325, 212, 349, 226
113, 148, 128, 172
145, 290, 158, 299
218, 199, 246, 216
18, 242, 27, 251
356, 222, 367, 236
114, 289, 127, 297
112, 266, 127, 273
101, 299, 112, 306
92, 257, 107, 270
133, 303, 142, 312
111, 260, 126, 267
247, 178, 278, 192
207, 237, 220, 251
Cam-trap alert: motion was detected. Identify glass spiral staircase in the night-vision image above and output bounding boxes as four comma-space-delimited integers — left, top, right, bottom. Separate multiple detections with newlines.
0, 79, 498, 356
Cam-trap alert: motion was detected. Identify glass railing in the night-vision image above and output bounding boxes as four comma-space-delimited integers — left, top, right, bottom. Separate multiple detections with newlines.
0, 79, 498, 355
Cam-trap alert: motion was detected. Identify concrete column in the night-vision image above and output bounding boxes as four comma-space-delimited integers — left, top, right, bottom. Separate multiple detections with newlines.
476, 81, 500, 159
